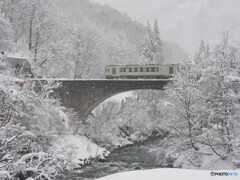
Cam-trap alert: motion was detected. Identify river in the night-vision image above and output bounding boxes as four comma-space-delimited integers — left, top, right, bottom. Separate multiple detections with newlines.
60, 136, 168, 179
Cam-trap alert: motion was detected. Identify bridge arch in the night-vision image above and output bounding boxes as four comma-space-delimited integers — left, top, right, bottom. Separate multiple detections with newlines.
58, 80, 169, 123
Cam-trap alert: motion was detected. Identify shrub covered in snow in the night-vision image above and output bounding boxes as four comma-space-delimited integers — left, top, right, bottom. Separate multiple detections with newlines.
0, 78, 71, 179
160, 33, 240, 169
0, 76, 110, 179
83, 90, 167, 148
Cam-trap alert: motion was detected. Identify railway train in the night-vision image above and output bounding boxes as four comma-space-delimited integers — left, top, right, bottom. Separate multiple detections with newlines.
105, 64, 179, 79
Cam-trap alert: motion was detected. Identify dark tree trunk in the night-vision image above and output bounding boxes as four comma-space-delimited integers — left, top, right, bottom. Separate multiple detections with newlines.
34, 28, 39, 62
29, 18, 33, 51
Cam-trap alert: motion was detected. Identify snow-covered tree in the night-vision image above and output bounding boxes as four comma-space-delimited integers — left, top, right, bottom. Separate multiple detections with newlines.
83, 90, 167, 147
0, 16, 13, 51
141, 21, 154, 64
198, 32, 239, 159
194, 39, 211, 67
70, 23, 101, 79
162, 32, 240, 168
141, 20, 164, 64
165, 63, 203, 151
0, 77, 73, 178
152, 19, 164, 64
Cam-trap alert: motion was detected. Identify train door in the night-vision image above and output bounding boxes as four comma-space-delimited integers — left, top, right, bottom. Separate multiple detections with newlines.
169, 67, 174, 74
112, 68, 116, 75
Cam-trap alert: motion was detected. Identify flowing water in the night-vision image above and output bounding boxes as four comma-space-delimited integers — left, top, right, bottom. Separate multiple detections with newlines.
60, 136, 167, 179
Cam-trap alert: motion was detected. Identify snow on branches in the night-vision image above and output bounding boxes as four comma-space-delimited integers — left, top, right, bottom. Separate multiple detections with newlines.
163, 33, 240, 168
0, 79, 70, 179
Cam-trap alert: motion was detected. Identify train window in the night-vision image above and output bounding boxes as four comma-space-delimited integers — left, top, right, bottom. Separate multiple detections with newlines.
131, 68, 135, 72
147, 68, 150, 72
142, 67, 147, 72
149, 67, 154, 72
126, 68, 129, 72
135, 68, 137, 72
169, 67, 174, 74
154, 67, 159, 72
120, 68, 126, 72
112, 68, 116, 74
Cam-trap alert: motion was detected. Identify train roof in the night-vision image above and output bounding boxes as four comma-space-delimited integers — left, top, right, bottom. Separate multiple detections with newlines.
106, 64, 179, 67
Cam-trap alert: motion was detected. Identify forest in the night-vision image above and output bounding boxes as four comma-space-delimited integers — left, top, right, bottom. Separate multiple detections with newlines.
0, 0, 240, 179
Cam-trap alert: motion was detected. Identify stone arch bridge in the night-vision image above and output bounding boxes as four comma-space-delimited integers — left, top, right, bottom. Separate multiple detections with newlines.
56, 80, 170, 122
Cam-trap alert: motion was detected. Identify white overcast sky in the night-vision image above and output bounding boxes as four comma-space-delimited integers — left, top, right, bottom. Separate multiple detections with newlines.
94, 0, 240, 54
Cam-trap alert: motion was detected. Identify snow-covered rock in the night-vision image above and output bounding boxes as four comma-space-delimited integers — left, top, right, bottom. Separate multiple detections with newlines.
52, 135, 109, 166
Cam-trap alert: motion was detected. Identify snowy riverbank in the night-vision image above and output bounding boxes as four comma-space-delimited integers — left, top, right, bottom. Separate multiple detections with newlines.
53, 135, 110, 167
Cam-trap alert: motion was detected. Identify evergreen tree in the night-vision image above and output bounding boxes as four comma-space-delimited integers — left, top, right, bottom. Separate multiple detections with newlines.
153, 19, 164, 64
194, 39, 211, 67
205, 43, 210, 58
199, 39, 205, 54
141, 21, 154, 64
141, 20, 164, 64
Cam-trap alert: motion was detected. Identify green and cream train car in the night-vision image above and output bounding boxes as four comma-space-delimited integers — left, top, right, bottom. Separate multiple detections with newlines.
105, 64, 179, 79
